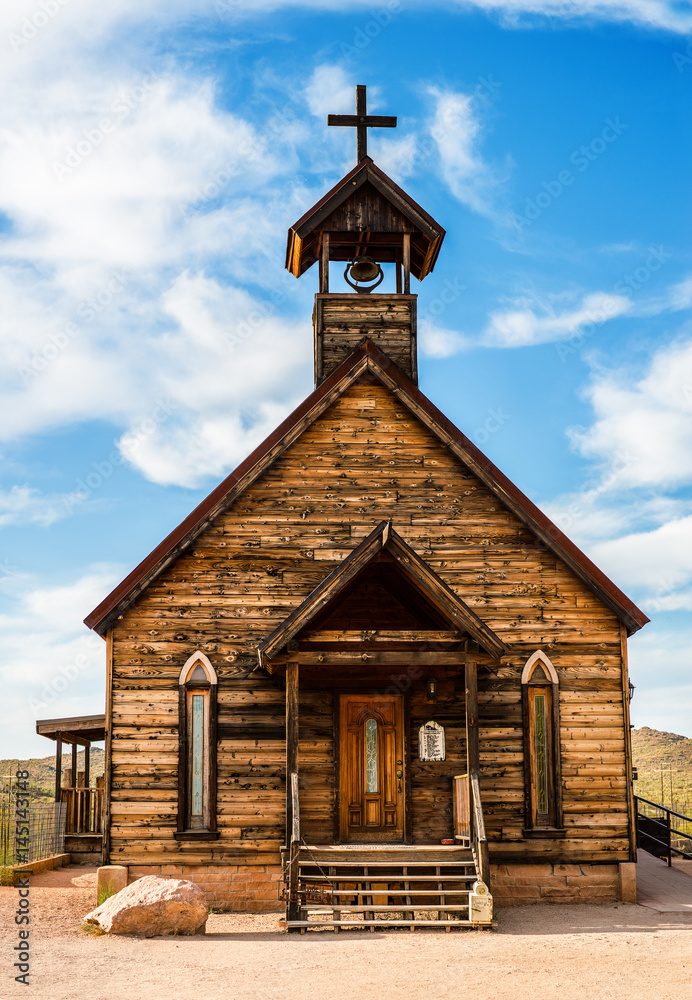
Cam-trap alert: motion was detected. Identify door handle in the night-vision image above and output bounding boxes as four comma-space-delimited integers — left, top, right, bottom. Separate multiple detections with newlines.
396, 769, 403, 792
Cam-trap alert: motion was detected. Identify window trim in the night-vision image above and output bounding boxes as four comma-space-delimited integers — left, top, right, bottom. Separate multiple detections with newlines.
521, 650, 564, 837
176, 651, 219, 841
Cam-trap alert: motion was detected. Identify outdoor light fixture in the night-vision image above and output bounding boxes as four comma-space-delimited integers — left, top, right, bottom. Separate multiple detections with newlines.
427, 677, 437, 702
628, 680, 635, 702
344, 255, 384, 293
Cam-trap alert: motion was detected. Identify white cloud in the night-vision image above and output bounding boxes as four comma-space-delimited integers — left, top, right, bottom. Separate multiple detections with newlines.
419, 321, 470, 358
304, 64, 355, 119
588, 515, 692, 595
428, 86, 503, 219
539, 336, 692, 615
482, 290, 630, 347
0, 485, 70, 527
114, 271, 311, 487
0, 55, 315, 484
0, 567, 119, 758
571, 337, 692, 491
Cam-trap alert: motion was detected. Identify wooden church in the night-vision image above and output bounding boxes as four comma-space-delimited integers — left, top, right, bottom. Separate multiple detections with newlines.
85, 87, 647, 929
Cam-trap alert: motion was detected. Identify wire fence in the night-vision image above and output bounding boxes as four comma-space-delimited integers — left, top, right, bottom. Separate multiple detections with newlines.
0, 800, 67, 867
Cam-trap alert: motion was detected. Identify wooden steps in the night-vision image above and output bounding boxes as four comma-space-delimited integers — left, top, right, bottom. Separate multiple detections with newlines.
284, 844, 489, 932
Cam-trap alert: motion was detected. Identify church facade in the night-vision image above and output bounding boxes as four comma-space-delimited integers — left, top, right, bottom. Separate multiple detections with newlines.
85, 90, 646, 928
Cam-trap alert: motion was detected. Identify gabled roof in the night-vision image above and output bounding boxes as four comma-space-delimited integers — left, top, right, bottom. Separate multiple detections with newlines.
85, 339, 649, 638
285, 156, 446, 281
257, 520, 509, 665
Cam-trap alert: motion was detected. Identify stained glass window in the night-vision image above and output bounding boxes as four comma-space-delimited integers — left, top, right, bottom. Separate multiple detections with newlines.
534, 693, 548, 816
191, 694, 204, 816
365, 718, 378, 793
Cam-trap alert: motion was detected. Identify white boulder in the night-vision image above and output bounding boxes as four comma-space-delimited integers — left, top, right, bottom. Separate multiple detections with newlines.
84, 875, 208, 937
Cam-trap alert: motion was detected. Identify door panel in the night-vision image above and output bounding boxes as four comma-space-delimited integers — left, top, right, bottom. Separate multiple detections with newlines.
339, 694, 404, 842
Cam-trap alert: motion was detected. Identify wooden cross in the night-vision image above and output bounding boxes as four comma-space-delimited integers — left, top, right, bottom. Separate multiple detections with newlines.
328, 85, 397, 162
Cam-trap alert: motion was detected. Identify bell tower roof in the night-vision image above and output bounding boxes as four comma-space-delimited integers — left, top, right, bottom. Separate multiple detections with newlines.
285, 154, 446, 282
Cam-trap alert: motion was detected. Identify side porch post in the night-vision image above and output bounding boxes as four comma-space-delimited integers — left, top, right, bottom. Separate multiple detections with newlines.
465, 656, 490, 885
465, 658, 479, 774
285, 660, 300, 923
54, 733, 62, 803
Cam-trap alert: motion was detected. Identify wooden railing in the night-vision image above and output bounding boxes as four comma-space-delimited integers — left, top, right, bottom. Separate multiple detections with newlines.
470, 770, 490, 887
636, 795, 692, 866
286, 772, 301, 921
60, 787, 103, 835
453, 773, 471, 843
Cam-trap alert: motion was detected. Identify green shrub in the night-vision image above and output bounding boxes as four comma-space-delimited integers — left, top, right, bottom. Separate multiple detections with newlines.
97, 881, 118, 906
0, 866, 18, 886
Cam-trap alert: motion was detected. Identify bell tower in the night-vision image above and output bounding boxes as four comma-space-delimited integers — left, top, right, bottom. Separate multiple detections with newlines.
285, 86, 446, 388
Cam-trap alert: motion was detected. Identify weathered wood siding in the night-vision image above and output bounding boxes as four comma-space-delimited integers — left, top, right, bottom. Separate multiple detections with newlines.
314, 294, 416, 385
109, 380, 629, 867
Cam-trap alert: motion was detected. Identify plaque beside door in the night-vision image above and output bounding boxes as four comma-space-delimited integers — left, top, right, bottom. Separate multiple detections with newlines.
418, 720, 445, 762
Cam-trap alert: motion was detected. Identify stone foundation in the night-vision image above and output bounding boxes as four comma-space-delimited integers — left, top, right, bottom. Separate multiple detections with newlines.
125, 863, 283, 912
490, 862, 625, 905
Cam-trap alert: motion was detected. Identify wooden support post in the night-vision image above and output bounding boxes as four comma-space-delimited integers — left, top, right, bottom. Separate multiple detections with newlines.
286, 660, 299, 843
319, 232, 330, 293
54, 734, 62, 803
402, 233, 411, 294
71, 742, 78, 786
465, 660, 479, 775
285, 661, 300, 924
620, 623, 637, 863
396, 260, 402, 294
84, 742, 90, 789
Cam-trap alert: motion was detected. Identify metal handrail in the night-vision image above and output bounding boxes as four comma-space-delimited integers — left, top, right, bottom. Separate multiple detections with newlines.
635, 795, 692, 867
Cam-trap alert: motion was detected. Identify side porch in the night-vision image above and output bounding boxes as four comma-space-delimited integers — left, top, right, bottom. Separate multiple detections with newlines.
36, 714, 105, 864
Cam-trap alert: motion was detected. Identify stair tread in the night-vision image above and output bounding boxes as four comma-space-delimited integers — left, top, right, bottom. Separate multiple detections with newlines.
325, 889, 472, 897
286, 919, 483, 928
298, 861, 476, 868
298, 874, 476, 882
304, 905, 470, 912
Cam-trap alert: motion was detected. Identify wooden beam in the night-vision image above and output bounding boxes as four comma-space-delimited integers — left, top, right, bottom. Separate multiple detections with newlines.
621, 623, 637, 863
285, 661, 299, 844
319, 231, 329, 293
465, 660, 479, 775
71, 742, 77, 788
84, 743, 90, 789
403, 233, 411, 294
54, 734, 62, 803
59, 732, 90, 748
102, 630, 113, 865
301, 630, 464, 644
285, 660, 300, 925
276, 651, 471, 667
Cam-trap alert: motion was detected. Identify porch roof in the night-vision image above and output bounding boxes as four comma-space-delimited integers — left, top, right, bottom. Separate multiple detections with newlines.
36, 714, 106, 745
258, 520, 509, 665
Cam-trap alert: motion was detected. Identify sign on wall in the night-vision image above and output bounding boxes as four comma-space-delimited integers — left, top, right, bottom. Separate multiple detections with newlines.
418, 720, 446, 762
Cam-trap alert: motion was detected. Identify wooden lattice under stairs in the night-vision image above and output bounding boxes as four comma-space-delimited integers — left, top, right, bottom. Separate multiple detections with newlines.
283, 845, 492, 932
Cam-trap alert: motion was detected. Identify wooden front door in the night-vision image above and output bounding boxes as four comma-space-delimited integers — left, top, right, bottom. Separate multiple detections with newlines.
339, 694, 405, 842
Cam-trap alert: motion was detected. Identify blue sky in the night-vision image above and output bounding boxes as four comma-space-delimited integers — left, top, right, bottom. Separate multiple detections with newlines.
1, 0, 691, 758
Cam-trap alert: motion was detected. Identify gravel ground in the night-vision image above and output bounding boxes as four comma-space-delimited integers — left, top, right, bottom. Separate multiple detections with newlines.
1, 870, 692, 1000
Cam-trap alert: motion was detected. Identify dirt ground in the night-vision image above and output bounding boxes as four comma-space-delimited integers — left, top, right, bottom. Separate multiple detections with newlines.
1, 867, 691, 1000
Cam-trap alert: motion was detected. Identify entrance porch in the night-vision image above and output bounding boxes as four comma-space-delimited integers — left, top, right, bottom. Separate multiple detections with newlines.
257, 523, 504, 929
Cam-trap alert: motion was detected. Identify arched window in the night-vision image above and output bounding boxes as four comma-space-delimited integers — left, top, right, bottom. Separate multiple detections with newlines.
176, 652, 219, 840
521, 651, 563, 835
